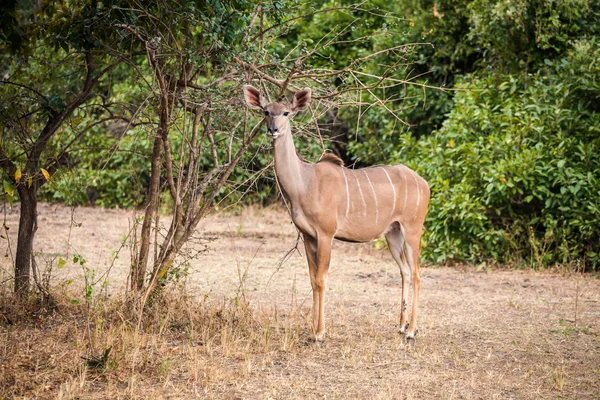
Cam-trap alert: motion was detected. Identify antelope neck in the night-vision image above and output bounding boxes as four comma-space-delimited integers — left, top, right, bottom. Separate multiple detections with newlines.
273, 124, 308, 198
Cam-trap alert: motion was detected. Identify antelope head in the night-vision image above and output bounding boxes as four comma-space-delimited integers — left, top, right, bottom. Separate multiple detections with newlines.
243, 85, 312, 139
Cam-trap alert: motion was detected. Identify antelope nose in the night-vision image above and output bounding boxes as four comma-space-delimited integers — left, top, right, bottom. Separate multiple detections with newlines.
268, 127, 278, 133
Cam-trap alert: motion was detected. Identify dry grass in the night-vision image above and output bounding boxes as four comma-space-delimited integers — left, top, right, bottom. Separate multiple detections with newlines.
1, 203, 600, 399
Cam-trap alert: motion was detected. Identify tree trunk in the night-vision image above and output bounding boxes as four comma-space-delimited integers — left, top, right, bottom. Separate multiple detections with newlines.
131, 133, 163, 291
131, 55, 174, 291
14, 185, 37, 297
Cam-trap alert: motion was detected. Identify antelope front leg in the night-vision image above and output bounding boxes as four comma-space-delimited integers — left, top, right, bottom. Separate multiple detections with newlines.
303, 235, 319, 336
314, 235, 333, 341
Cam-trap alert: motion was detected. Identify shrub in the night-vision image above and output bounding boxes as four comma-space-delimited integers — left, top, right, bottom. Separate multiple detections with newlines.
398, 40, 600, 269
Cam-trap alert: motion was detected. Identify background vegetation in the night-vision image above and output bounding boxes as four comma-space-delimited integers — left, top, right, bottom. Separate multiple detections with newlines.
2, 0, 599, 275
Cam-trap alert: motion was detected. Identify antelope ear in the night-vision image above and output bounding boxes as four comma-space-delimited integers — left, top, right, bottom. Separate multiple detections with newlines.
243, 85, 264, 110
291, 87, 312, 112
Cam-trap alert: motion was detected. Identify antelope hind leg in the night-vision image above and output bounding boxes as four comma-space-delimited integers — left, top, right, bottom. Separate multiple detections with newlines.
404, 233, 422, 343
385, 225, 412, 336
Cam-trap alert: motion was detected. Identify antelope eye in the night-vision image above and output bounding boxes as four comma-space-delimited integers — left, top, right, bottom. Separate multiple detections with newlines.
263, 110, 269, 116
283, 112, 289, 116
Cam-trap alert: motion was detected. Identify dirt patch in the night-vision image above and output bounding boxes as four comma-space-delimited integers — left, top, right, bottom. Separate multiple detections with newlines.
1, 203, 599, 399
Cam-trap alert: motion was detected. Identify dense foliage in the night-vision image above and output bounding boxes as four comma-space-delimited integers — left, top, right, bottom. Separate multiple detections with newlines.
404, 52, 600, 267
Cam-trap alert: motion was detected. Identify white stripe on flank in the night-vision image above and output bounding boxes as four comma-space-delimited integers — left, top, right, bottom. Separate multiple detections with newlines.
411, 169, 421, 220
342, 169, 351, 217
380, 167, 397, 217
354, 173, 367, 216
364, 170, 379, 224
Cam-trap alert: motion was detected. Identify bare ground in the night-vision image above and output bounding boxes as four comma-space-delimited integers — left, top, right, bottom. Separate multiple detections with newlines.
1, 203, 599, 399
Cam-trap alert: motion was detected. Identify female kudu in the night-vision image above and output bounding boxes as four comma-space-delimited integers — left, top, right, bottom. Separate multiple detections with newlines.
243, 85, 430, 344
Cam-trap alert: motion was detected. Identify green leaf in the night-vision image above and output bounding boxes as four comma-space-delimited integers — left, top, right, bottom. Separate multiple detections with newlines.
57, 257, 66, 269
3, 181, 14, 197
3, 181, 15, 208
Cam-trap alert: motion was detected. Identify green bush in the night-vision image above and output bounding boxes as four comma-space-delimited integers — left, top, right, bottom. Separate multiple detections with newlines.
399, 40, 600, 269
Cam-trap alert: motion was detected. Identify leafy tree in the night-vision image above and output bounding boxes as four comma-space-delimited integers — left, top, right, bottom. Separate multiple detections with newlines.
0, 1, 136, 296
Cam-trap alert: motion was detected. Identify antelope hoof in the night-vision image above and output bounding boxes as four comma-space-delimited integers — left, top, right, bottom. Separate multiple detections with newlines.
405, 330, 418, 347
314, 331, 326, 343
399, 323, 410, 335
306, 336, 324, 348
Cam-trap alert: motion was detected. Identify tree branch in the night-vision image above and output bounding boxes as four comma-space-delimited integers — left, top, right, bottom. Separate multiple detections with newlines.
28, 53, 122, 173
0, 80, 48, 102
179, 70, 239, 90
235, 58, 284, 88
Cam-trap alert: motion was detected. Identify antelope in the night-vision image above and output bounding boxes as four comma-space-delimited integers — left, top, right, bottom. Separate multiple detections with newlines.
243, 85, 430, 344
